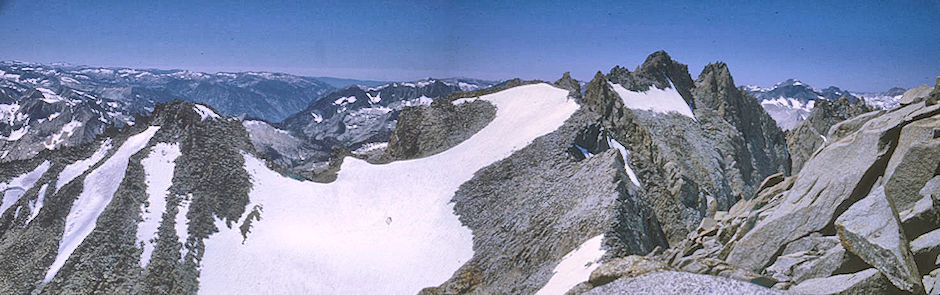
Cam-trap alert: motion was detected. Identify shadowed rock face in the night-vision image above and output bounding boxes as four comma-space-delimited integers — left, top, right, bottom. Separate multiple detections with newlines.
582, 57, 790, 245
693, 62, 790, 188
787, 96, 876, 174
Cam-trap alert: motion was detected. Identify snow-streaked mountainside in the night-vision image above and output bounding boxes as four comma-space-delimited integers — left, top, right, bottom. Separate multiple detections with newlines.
744, 78, 911, 129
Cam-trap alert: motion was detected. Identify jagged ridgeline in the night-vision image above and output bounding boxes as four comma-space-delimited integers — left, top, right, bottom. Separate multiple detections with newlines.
0, 52, 936, 295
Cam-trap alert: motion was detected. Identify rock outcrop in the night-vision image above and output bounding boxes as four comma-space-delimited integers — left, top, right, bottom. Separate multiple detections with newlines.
786, 96, 876, 174
383, 99, 496, 161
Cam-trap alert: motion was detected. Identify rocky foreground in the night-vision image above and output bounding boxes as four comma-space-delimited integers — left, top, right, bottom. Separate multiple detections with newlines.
568, 79, 940, 294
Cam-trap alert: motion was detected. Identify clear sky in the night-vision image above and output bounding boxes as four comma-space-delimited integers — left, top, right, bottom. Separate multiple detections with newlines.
1, 0, 938, 92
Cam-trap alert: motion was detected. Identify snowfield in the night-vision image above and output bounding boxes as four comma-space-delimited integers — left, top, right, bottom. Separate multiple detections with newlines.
535, 235, 606, 295
609, 81, 695, 120
199, 83, 579, 294
44, 126, 160, 282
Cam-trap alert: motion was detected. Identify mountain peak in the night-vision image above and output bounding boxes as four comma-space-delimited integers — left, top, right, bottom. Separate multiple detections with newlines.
775, 78, 808, 88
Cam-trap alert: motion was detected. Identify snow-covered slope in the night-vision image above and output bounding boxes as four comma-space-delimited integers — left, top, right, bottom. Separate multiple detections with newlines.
608, 81, 695, 120
198, 83, 578, 294
44, 126, 160, 282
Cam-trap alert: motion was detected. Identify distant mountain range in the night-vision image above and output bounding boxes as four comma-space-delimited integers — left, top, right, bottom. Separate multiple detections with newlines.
0, 61, 496, 163
743, 79, 908, 130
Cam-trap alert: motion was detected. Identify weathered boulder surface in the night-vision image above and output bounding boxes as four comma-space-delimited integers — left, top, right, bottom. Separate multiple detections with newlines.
884, 113, 940, 212
790, 268, 902, 295
727, 101, 940, 272
835, 185, 923, 293
587, 255, 671, 287
901, 85, 935, 106
642, 82, 940, 295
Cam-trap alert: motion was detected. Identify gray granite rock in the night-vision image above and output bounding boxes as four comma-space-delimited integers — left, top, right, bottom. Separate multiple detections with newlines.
900, 192, 940, 240
587, 255, 670, 287
835, 185, 923, 293
786, 96, 874, 174
790, 268, 901, 295
884, 113, 940, 212
583, 271, 785, 295
912, 229, 940, 274
726, 102, 940, 272
900, 85, 934, 106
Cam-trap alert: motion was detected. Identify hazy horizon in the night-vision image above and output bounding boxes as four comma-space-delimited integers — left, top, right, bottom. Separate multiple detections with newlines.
2, 0, 938, 92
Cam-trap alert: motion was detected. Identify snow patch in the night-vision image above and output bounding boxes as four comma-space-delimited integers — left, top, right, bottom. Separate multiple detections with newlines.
25, 183, 48, 225
136, 143, 181, 267
609, 81, 695, 120
404, 95, 433, 106
607, 138, 642, 188
194, 104, 220, 121
367, 92, 382, 103
3, 124, 29, 141
334, 96, 357, 105
36, 87, 67, 104
0, 103, 21, 124
310, 112, 323, 123
535, 235, 606, 295
44, 126, 160, 282
175, 196, 192, 260
44, 121, 83, 150
0, 161, 50, 216
198, 83, 579, 294
353, 142, 388, 154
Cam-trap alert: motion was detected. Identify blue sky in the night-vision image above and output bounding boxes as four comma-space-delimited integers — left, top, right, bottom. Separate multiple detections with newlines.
1, 0, 938, 91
